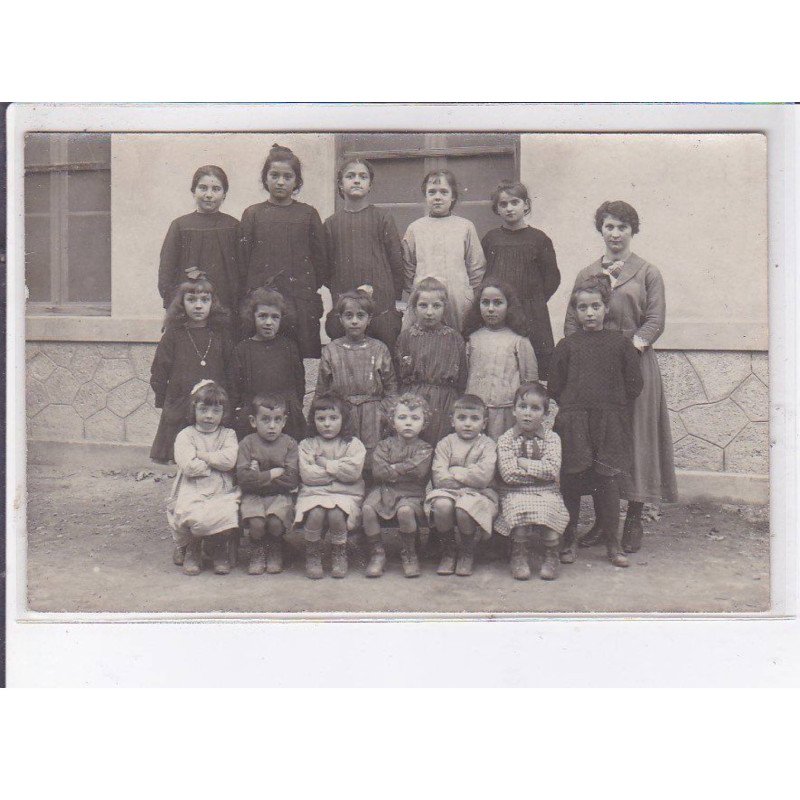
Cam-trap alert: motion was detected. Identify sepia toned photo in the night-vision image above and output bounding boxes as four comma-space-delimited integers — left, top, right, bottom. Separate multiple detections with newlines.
10, 106, 777, 617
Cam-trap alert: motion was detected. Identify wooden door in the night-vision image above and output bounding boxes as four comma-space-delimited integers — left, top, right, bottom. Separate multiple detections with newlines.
335, 133, 520, 239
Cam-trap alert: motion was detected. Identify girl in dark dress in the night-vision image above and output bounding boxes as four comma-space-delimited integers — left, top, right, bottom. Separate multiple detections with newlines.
323, 157, 405, 349
157, 165, 239, 314
230, 288, 307, 443
150, 278, 234, 463
482, 180, 560, 380
548, 276, 643, 568
238, 144, 329, 358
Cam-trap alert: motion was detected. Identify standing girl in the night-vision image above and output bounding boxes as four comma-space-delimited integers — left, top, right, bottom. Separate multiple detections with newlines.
463, 279, 539, 440
482, 180, 561, 380
401, 169, 486, 333
158, 165, 240, 314
295, 392, 367, 580
395, 277, 467, 446
324, 158, 405, 349
238, 143, 328, 358
168, 380, 241, 576
316, 290, 397, 463
496, 383, 570, 581
150, 278, 234, 464
549, 276, 643, 568
424, 395, 499, 577
362, 393, 434, 578
231, 287, 306, 443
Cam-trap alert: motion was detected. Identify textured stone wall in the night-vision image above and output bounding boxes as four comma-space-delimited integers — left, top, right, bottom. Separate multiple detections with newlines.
26, 342, 769, 476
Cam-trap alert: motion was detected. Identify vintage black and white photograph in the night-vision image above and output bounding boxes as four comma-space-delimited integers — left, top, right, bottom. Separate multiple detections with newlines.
10, 105, 778, 617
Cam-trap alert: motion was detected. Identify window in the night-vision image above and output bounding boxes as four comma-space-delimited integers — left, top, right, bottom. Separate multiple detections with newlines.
335, 133, 520, 238
25, 133, 111, 315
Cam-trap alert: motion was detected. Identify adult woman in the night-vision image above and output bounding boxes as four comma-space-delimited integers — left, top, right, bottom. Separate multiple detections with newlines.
564, 200, 678, 552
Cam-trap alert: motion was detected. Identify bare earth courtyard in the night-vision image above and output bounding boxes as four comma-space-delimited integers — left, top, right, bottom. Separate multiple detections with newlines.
24, 461, 770, 615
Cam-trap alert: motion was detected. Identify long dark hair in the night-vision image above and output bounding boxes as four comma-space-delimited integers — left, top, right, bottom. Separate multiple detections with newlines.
462, 278, 530, 337
164, 278, 230, 332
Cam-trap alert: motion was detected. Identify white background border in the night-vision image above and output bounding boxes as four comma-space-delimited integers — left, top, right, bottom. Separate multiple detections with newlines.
6, 103, 798, 686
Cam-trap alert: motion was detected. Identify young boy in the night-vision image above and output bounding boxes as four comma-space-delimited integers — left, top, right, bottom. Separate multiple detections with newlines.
236, 394, 299, 575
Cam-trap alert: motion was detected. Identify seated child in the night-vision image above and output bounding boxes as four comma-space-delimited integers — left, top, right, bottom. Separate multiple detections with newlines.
295, 391, 366, 580
496, 382, 570, 581
362, 393, 434, 578
168, 380, 241, 576
424, 394, 498, 577
236, 394, 299, 576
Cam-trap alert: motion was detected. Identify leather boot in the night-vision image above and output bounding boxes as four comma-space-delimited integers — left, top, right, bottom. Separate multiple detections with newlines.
213, 533, 232, 575
305, 539, 324, 580
540, 545, 559, 581
510, 537, 531, 581
331, 543, 348, 578
400, 532, 421, 578
248, 540, 266, 575
455, 532, 476, 577
266, 535, 284, 574
622, 515, 644, 553
607, 524, 630, 568
183, 538, 202, 576
559, 523, 578, 564
436, 530, 457, 575
365, 535, 387, 578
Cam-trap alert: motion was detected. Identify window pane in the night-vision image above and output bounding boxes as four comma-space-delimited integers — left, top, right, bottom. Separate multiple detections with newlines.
67, 170, 111, 213
67, 134, 111, 165
67, 215, 111, 303
449, 153, 516, 201
25, 215, 52, 302
25, 133, 52, 167
367, 158, 426, 204
25, 172, 51, 215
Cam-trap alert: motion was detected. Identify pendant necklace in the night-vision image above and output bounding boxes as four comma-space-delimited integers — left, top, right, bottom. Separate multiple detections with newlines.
187, 328, 212, 367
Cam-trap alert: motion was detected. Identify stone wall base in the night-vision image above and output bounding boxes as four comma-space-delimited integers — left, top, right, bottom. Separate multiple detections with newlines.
25, 440, 769, 506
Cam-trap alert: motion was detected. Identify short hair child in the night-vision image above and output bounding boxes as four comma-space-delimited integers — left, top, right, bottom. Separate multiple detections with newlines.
295, 391, 367, 579
362, 392, 434, 578
570, 274, 612, 308
424, 393, 499, 577
335, 288, 375, 317
422, 169, 460, 211
168, 380, 240, 576
489, 179, 531, 214
236, 391, 299, 576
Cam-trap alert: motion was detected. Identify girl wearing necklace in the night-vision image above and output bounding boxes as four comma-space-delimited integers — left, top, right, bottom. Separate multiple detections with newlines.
150, 277, 234, 464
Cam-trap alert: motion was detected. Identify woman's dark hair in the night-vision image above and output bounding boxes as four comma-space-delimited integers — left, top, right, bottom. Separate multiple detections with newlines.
239, 287, 292, 335
514, 381, 550, 413
462, 278, 530, 337
422, 169, 458, 211
594, 200, 640, 235
191, 165, 229, 194
490, 179, 531, 214
186, 381, 231, 426
164, 278, 230, 331
335, 288, 375, 317
336, 157, 375, 199
306, 391, 354, 440
261, 143, 303, 192
570, 275, 612, 308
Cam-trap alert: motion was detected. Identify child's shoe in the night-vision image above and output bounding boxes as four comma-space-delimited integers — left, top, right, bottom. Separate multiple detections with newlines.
540, 545, 559, 580
608, 548, 630, 568
183, 539, 202, 576
436, 531, 457, 575
606, 521, 630, 567
510, 538, 531, 581
455, 533, 475, 577
365, 536, 386, 578
248, 541, 266, 575
331, 543, 348, 578
172, 544, 186, 566
266, 536, 284, 574
400, 532, 421, 578
559, 524, 578, 564
213, 534, 232, 575
305, 540, 324, 580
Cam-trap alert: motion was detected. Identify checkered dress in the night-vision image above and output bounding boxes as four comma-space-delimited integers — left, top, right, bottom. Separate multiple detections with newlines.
495, 426, 570, 536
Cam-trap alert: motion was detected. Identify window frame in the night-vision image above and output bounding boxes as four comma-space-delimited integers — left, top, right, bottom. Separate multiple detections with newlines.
25, 134, 112, 317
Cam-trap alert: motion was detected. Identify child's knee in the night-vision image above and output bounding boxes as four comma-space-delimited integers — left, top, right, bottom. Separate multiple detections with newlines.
454, 508, 475, 533
396, 505, 417, 531
247, 517, 267, 540
537, 525, 560, 547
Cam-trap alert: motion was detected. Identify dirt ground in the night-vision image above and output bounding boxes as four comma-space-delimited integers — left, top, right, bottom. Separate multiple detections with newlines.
24, 463, 770, 615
